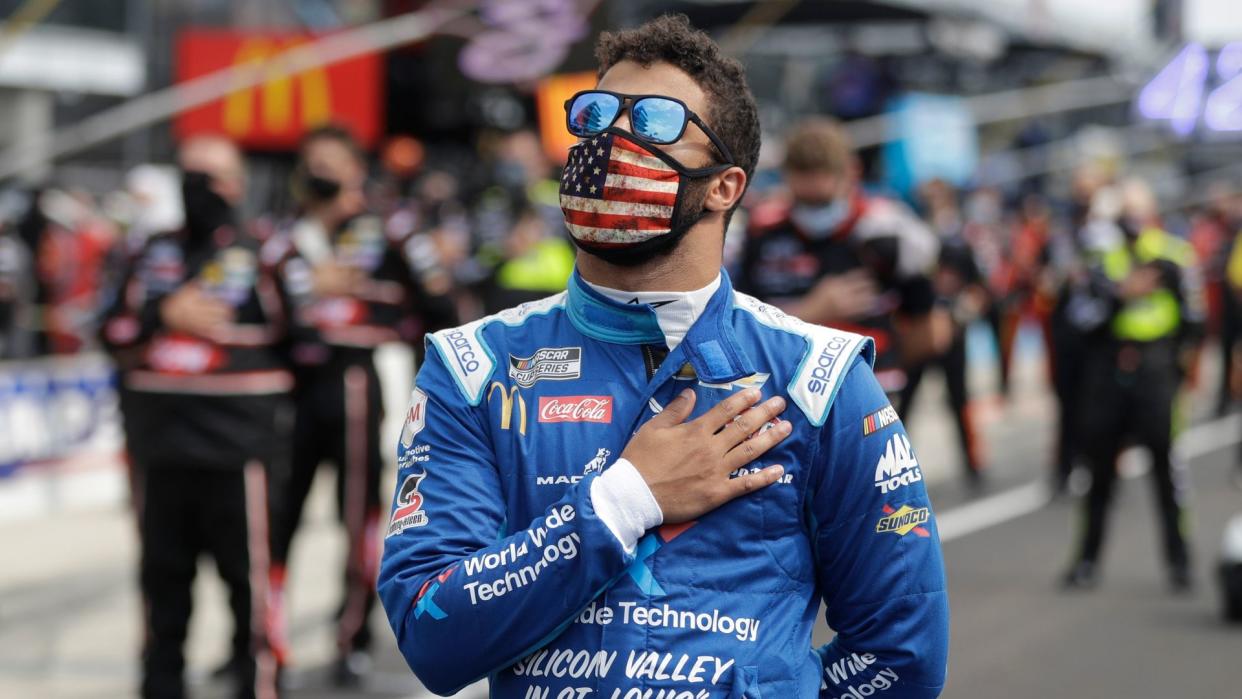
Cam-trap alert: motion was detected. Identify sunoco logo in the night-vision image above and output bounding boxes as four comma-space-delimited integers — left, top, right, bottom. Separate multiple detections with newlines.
508, 347, 581, 387
875, 504, 930, 537
445, 330, 481, 373
806, 335, 849, 395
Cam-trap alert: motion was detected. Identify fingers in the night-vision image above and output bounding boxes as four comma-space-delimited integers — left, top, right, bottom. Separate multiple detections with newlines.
720, 396, 786, 446
649, 388, 696, 427
724, 417, 792, 470
699, 387, 762, 432
719, 464, 786, 503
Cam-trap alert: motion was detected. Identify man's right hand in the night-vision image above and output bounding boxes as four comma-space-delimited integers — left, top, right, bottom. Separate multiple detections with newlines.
159, 284, 232, 339
312, 261, 365, 297
787, 270, 879, 324
621, 388, 791, 524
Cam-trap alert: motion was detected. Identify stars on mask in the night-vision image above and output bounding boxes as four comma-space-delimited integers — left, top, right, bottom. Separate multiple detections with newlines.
562, 134, 613, 201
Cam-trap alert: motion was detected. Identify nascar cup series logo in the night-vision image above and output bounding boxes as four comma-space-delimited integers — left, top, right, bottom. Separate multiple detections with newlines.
508, 347, 581, 388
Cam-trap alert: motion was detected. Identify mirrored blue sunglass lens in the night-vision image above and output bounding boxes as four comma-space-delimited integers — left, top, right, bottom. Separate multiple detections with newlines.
569, 93, 620, 135
632, 98, 686, 143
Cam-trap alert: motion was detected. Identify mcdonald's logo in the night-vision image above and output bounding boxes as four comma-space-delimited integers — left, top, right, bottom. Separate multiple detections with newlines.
487, 381, 527, 435
175, 29, 382, 151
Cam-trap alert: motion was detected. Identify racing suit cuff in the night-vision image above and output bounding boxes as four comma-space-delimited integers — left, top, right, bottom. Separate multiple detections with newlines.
590, 458, 663, 554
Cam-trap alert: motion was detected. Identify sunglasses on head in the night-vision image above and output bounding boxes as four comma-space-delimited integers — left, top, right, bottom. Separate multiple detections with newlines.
564, 90, 735, 164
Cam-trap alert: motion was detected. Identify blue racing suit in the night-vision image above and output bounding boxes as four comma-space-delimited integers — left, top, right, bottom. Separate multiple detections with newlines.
379, 269, 949, 698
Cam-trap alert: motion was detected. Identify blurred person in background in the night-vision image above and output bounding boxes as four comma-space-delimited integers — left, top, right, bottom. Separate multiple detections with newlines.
0, 194, 37, 360
1045, 164, 1112, 494
899, 179, 989, 488
737, 116, 946, 402
25, 188, 120, 354
1224, 225, 1242, 481
1188, 183, 1240, 417
465, 129, 575, 314
994, 193, 1057, 399
1062, 179, 1205, 592
266, 125, 455, 683
99, 134, 287, 699
473, 202, 575, 314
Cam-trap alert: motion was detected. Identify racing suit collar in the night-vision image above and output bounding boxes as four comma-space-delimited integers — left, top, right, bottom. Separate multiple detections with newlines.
566, 268, 756, 384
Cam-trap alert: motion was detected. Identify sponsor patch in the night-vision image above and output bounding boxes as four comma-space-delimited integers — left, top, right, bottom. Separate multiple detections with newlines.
400, 388, 428, 448
387, 472, 429, 537
508, 347, 582, 387
146, 336, 226, 375
538, 395, 613, 424
876, 504, 930, 537
862, 404, 900, 436
873, 433, 923, 493
699, 372, 770, 391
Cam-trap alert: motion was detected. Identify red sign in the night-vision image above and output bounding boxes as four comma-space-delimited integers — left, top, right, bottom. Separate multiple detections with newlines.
174, 30, 383, 151
538, 396, 613, 424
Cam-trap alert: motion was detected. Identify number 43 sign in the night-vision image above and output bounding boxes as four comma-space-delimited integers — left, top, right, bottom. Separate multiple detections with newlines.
1139, 42, 1242, 135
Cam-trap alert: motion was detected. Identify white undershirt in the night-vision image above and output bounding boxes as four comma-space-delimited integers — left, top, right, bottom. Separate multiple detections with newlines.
583, 275, 721, 552
584, 275, 722, 351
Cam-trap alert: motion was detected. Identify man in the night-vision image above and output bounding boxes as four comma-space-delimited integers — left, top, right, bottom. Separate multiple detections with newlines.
737, 117, 944, 400
1062, 180, 1204, 591
898, 180, 988, 487
100, 135, 285, 699
379, 15, 948, 699
266, 125, 455, 680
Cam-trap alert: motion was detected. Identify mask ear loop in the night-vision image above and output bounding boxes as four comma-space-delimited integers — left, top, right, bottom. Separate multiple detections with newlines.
599, 127, 732, 178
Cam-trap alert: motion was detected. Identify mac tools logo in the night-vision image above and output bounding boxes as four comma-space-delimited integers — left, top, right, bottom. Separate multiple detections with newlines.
873, 433, 923, 494
508, 347, 581, 388
538, 396, 612, 424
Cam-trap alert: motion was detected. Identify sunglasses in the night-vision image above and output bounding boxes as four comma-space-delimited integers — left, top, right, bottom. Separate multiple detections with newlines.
564, 90, 735, 164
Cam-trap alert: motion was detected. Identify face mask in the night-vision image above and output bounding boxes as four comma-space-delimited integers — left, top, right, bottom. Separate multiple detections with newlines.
301, 170, 343, 202
790, 198, 851, 239
181, 171, 235, 241
559, 128, 728, 267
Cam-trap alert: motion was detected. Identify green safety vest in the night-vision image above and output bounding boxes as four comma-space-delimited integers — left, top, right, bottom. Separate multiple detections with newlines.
1100, 227, 1193, 342
496, 237, 575, 292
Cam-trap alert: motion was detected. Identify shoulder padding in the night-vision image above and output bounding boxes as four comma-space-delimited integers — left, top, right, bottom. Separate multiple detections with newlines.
426, 292, 567, 406
733, 292, 875, 427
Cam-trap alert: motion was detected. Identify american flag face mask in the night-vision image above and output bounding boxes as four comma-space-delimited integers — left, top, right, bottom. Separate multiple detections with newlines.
559, 128, 730, 254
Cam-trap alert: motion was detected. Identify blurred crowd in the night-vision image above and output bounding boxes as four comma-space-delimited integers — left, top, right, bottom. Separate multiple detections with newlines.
2, 116, 1242, 695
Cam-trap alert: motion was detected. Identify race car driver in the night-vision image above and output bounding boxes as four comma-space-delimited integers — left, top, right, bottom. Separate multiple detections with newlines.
379, 14, 949, 699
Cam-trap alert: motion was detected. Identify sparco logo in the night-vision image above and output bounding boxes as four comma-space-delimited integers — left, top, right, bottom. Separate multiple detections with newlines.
806, 335, 849, 395
445, 330, 480, 373
508, 347, 581, 387
538, 396, 613, 423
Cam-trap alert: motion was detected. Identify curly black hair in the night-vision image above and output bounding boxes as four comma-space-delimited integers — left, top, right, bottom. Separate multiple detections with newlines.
595, 14, 761, 187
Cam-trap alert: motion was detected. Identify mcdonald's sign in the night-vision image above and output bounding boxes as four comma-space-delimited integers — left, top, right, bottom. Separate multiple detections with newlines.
174, 30, 382, 151
487, 381, 527, 436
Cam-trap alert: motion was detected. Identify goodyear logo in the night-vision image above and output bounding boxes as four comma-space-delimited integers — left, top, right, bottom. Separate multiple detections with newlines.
875, 504, 931, 538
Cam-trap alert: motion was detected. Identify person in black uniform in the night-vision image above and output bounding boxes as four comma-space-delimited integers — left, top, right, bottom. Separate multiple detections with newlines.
737, 117, 945, 400
100, 135, 288, 699
1062, 181, 1205, 591
266, 126, 455, 682
897, 180, 989, 487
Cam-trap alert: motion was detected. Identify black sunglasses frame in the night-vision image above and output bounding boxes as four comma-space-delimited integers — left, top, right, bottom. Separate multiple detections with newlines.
564, 90, 736, 165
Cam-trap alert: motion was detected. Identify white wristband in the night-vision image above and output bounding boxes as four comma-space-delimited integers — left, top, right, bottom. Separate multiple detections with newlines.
590, 458, 664, 554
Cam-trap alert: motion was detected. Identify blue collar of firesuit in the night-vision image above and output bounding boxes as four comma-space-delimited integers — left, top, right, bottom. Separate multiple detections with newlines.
565, 267, 757, 385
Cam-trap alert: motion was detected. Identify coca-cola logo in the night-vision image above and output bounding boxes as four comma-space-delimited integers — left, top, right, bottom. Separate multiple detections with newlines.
538, 395, 612, 424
